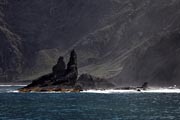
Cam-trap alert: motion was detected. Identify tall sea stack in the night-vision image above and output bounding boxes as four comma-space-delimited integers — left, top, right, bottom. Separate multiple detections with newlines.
19, 49, 114, 92
52, 56, 66, 79
19, 50, 78, 92
66, 50, 78, 85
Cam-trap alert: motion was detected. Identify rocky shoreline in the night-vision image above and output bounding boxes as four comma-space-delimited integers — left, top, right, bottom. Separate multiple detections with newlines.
19, 50, 114, 92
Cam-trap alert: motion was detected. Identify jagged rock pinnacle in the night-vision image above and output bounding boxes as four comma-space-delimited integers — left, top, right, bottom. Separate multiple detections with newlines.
66, 49, 78, 85
52, 56, 66, 78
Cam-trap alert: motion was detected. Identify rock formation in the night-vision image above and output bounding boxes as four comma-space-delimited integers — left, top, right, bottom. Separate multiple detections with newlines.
141, 82, 148, 90
66, 50, 78, 85
136, 82, 148, 91
52, 56, 66, 78
76, 74, 114, 90
2, 0, 180, 87
19, 50, 115, 92
19, 50, 79, 92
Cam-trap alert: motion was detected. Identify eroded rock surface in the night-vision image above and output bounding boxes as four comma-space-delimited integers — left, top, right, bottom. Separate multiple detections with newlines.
19, 50, 116, 92
76, 74, 114, 90
19, 50, 79, 92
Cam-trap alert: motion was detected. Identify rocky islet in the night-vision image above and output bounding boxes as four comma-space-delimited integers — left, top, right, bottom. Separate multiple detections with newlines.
19, 50, 114, 92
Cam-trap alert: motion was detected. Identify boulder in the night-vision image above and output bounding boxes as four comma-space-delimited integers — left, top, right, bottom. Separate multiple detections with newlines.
141, 82, 148, 90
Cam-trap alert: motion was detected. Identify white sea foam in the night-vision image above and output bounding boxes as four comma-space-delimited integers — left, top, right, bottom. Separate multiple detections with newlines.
82, 89, 138, 93
7, 90, 19, 93
143, 88, 180, 93
0, 85, 26, 87
10, 89, 180, 93
82, 88, 180, 94
4, 87, 180, 93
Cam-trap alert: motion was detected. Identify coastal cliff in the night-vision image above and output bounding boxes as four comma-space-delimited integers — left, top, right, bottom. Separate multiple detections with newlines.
1, 0, 180, 87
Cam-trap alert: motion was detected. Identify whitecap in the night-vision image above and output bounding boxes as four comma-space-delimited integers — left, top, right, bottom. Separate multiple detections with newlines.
7, 90, 19, 93
82, 89, 139, 94
81, 88, 180, 94
0, 85, 26, 87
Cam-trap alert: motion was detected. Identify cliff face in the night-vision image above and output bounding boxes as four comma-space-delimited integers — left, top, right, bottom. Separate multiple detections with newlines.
74, 0, 180, 86
114, 32, 180, 86
1, 0, 180, 86
3, 0, 123, 80
5, 0, 119, 48
0, 0, 23, 81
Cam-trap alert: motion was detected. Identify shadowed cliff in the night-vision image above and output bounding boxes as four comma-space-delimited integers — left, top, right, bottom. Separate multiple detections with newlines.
1, 0, 180, 87
19, 50, 114, 92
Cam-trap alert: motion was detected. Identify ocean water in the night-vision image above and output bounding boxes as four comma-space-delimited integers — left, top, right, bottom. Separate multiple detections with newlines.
0, 86, 180, 120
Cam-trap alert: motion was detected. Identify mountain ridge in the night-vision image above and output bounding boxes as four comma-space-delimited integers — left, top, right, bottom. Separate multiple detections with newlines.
1, 0, 180, 87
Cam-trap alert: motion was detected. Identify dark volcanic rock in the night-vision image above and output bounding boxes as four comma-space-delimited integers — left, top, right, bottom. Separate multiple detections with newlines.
76, 74, 114, 90
66, 49, 78, 85
52, 56, 66, 78
19, 50, 115, 92
142, 82, 148, 90
25, 73, 54, 88
3, 0, 180, 87
19, 50, 78, 92
76, 74, 95, 89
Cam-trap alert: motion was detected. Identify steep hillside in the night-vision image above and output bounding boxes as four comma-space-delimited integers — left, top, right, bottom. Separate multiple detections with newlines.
0, 0, 23, 81
73, 0, 180, 86
4, 0, 125, 79
115, 31, 180, 86
1, 0, 180, 87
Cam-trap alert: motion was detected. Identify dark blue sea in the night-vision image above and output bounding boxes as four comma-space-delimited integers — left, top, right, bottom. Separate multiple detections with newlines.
0, 86, 180, 120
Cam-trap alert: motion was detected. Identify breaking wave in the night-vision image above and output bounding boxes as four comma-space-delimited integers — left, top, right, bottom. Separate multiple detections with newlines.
2, 85, 180, 93
0, 85, 26, 87
82, 88, 180, 94
7, 89, 180, 93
